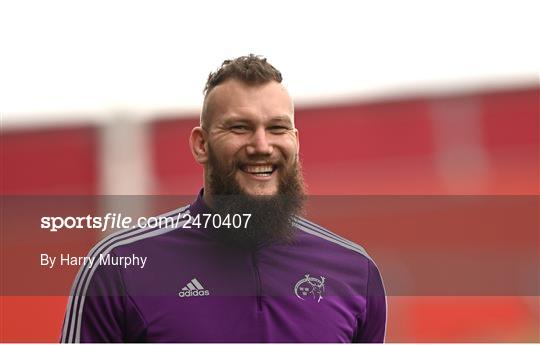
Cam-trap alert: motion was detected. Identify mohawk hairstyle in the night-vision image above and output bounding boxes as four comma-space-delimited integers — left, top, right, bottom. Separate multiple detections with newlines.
203, 54, 283, 96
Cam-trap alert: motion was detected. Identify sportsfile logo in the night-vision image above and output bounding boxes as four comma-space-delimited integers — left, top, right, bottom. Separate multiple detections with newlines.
178, 278, 210, 297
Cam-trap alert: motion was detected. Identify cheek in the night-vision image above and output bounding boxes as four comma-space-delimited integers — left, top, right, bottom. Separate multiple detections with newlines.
211, 138, 243, 158
280, 138, 299, 161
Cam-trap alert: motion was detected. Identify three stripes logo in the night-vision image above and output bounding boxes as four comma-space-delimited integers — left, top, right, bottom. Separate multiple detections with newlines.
178, 278, 210, 297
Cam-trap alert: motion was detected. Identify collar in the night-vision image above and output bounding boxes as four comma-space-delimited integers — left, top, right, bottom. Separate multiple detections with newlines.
189, 188, 212, 217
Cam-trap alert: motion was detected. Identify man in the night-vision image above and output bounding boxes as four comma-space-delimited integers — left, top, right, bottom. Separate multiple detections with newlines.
61, 55, 387, 342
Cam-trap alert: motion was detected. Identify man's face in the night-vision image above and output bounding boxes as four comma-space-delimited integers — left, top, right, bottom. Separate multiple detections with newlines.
204, 79, 299, 196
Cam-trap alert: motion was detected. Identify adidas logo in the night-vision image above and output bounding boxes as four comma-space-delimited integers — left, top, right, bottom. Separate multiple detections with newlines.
178, 278, 210, 297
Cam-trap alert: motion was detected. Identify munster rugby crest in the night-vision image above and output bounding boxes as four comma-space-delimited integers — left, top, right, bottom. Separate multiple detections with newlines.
294, 274, 326, 303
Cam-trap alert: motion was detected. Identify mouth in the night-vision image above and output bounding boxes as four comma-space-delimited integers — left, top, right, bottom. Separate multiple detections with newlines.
239, 164, 278, 178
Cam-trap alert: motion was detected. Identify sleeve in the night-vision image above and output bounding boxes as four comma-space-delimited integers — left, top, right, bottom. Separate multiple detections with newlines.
60, 250, 146, 343
354, 259, 387, 343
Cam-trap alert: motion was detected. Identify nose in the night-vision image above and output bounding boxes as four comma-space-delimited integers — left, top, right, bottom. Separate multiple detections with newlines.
246, 127, 273, 156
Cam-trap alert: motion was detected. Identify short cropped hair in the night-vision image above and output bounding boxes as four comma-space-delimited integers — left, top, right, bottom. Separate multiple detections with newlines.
203, 54, 283, 96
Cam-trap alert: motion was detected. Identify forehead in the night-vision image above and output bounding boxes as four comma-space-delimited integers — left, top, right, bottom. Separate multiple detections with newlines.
205, 79, 294, 125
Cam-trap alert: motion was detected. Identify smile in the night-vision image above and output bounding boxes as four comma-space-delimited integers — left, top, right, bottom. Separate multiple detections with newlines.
239, 164, 277, 178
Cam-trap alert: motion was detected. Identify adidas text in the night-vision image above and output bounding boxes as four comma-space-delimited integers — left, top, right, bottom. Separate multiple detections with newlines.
178, 289, 210, 297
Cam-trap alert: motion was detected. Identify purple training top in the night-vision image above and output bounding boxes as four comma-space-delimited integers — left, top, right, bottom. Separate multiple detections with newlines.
61, 189, 387, 342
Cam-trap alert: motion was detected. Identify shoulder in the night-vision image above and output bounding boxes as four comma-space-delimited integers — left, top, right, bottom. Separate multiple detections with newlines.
91, 204, 191, 256
60, 206, 191, 343
293, 215, 375, 264
292, 216, 386, 297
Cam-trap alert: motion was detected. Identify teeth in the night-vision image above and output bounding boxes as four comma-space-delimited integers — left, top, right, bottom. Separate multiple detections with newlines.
244, 165, 274, 174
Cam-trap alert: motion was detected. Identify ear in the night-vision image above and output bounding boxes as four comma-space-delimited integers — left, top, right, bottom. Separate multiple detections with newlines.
189, 126, 208, 164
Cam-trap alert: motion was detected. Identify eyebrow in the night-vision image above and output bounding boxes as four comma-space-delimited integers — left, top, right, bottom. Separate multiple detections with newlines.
222, 115, 293, 126
269, 115, 294, 124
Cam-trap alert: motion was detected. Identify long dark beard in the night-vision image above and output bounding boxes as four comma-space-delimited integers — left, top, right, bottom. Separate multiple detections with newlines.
206, 145, 306, 248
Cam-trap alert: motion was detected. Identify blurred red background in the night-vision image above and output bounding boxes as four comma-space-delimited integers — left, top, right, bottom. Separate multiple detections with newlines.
1, 86, 538, 342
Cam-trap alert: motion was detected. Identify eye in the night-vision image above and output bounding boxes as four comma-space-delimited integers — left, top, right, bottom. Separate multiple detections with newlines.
268, 126, 289, 134
230, 125, 249, 133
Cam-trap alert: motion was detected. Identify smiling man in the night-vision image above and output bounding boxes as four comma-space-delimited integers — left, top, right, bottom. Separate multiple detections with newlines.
190, 59, 306, 247
61, 55, 386, 343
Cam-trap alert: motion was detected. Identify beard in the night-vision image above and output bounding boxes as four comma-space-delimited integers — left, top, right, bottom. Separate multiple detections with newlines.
205, 145, 306, 248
